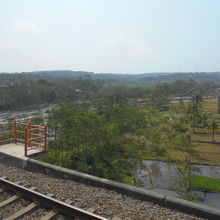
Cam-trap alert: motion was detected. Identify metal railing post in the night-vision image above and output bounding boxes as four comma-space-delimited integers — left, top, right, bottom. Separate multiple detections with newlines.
44, 125, 47, 151
28, 123, 31, 141
13, 121, 17, 144
24, 128, 28, 157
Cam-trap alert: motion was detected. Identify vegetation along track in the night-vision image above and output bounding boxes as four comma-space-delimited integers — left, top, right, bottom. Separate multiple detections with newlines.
0, 177, 108, 220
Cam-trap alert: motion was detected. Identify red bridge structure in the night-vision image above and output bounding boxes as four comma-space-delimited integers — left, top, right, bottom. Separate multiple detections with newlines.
0, 121, 48, 156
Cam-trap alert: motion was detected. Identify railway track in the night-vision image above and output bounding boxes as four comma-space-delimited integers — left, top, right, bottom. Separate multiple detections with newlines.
0, 177, 111, 220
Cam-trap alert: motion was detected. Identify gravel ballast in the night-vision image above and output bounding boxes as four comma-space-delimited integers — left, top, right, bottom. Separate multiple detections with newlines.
0, 163, 204, 220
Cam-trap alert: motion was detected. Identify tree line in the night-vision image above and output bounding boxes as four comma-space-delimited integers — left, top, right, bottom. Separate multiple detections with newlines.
0, 75, 219, 110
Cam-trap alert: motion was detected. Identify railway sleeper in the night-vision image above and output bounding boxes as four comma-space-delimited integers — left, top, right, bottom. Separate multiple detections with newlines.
40, 198, 73, 220
4, 201, 40, 220
0, 195, 20, 208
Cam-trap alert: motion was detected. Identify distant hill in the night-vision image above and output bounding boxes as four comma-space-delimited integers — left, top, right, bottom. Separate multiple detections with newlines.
1, 70, 220, 85
137, 72, 220, 83
32, 70, 94, 79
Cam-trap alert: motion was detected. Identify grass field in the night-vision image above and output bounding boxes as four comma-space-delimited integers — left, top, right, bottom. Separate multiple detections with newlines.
170, 99, 218, 113
136, 99, 220, 165
201, 99, 218, 113
168, 99, 220, 165
191, 175, 220, 193
170, 132, 220, 165
170, 150, 220, 165
192, 133, 220, 142
193, 142, 220, 153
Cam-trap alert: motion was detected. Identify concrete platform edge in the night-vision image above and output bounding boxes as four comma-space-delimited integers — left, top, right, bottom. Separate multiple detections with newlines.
0, 152, 219, 219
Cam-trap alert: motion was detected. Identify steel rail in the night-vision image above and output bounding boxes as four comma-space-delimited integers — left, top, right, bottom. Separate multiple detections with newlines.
0, 178, 109, 220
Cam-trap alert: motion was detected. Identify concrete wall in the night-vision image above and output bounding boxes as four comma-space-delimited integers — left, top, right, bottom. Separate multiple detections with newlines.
0, 152, 219, 220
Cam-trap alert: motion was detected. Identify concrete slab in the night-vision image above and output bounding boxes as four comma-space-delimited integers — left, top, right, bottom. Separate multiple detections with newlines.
0, 143, 43, 158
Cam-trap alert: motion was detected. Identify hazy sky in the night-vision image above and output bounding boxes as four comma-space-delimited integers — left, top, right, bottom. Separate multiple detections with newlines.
1, 0, 220, 73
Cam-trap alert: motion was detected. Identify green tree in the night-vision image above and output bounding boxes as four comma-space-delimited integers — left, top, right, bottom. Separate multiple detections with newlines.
188, 91, 202, 133
39, 101, 146, 185
208, 119, 219, 142
174, 133, 197, 199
